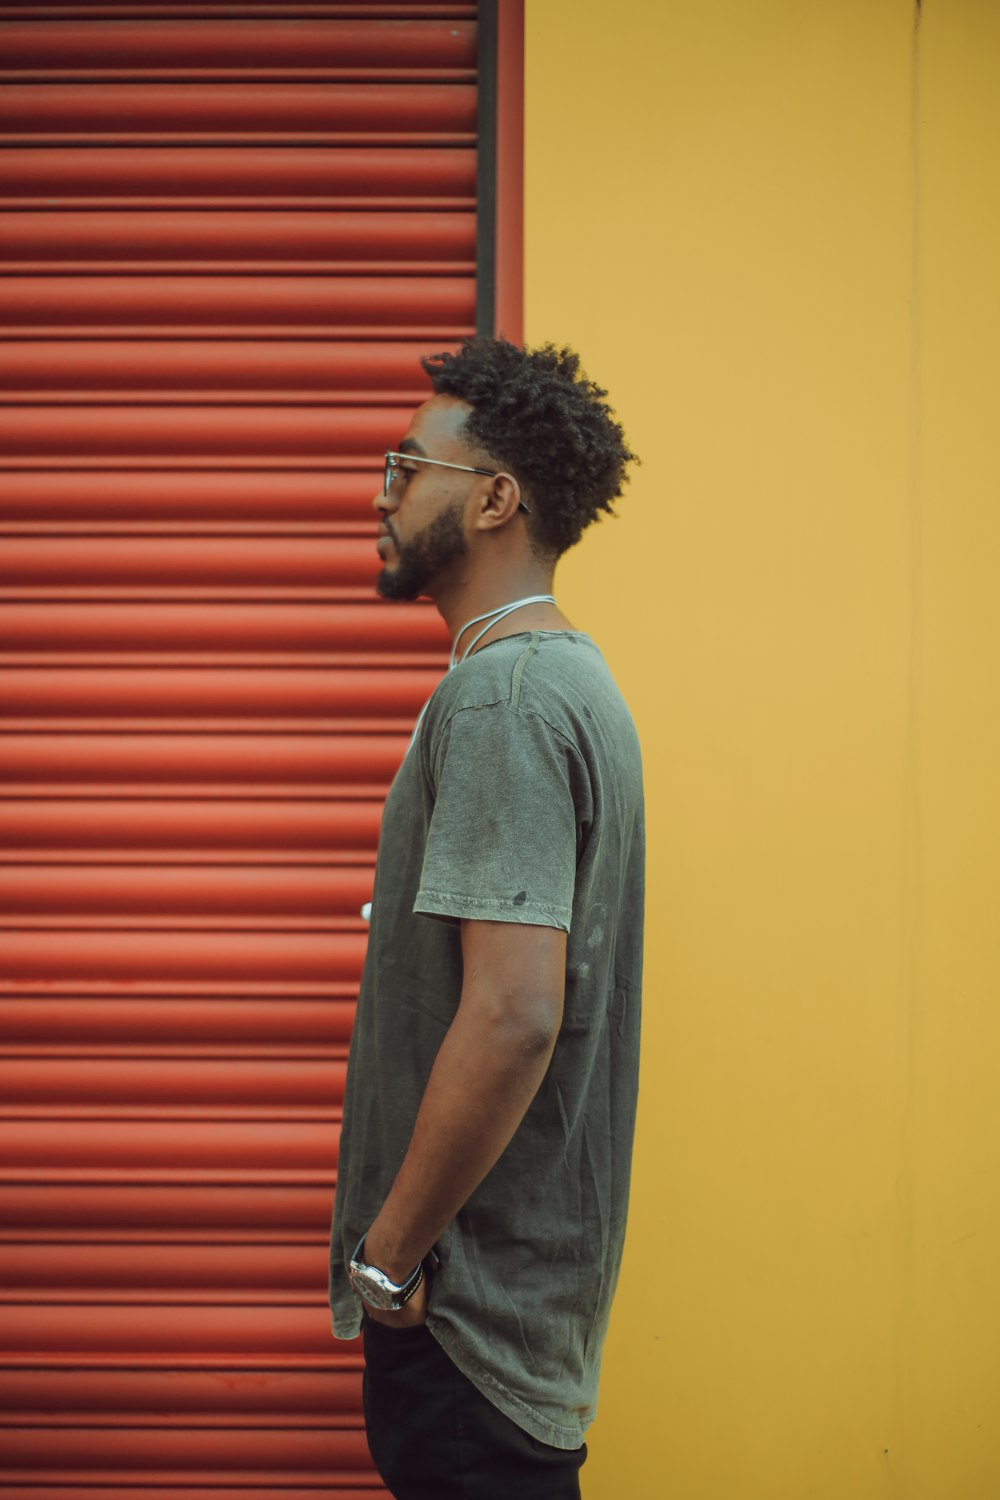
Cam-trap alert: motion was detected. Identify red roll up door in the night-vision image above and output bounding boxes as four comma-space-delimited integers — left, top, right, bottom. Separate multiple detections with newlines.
0, 4, 518, 1494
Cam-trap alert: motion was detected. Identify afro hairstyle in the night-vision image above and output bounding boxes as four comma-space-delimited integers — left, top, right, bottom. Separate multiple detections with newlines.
420, 338, 638, 558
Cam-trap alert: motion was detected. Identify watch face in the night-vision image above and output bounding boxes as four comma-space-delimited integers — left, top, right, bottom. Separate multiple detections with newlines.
350, 1265, 394, 1311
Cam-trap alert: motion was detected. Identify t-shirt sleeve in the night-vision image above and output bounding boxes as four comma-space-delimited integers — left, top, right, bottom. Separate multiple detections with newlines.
413, 702, 583, 931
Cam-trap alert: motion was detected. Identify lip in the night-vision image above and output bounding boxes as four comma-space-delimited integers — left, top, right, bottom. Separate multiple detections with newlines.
375, 534, 393, 557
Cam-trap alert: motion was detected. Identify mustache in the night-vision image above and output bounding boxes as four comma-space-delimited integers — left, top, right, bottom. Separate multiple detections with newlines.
382, 519, 400, 547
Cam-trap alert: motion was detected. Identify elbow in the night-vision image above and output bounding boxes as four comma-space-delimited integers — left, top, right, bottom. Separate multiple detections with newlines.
525, 996, 563, 1055
490, 991, 563, 1059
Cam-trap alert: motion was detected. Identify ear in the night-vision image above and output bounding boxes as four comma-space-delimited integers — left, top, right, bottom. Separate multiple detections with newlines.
473, 471, 525, 532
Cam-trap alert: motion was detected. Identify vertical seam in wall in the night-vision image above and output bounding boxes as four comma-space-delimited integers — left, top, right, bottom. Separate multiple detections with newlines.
893, 0, 924, 1492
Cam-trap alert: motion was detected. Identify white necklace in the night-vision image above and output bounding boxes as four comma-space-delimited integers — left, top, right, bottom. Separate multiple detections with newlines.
448, 594, 557, 669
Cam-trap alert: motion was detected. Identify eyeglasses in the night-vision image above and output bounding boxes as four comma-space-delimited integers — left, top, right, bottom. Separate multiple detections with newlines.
383, 451, 531, 514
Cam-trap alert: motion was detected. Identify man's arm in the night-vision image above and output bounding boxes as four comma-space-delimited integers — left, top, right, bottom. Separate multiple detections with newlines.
360, 917, 567, 1323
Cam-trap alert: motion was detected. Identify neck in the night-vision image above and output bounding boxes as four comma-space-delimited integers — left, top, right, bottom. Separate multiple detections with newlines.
432, 563, 565, 659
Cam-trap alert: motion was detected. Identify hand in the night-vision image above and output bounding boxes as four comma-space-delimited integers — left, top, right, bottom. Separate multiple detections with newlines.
364, 1270, 429, 1329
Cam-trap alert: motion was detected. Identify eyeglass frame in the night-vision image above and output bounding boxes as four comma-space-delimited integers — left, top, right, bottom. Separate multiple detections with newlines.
383, 451, 531, 514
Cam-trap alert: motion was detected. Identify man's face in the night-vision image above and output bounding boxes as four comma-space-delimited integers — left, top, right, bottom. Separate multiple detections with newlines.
374, 395, 482, 602
375, 497, 468, 602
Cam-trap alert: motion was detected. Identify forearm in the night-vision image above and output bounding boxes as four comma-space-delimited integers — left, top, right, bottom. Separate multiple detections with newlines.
362, 990, 559, 1282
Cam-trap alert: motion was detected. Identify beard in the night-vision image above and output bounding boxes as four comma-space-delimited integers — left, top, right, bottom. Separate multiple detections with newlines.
376, 500, 469, 601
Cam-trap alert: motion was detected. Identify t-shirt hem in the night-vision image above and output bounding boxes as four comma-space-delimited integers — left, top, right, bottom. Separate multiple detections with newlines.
330, 1300, 362, 1341
415, 888, 572, 932
426, 1316, 589, 1452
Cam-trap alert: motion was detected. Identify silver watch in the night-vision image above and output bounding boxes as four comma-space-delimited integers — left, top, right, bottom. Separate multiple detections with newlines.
348, 1235, 424, 1312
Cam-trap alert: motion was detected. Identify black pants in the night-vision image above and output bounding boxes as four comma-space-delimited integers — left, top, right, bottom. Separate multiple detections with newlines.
362, 1316, 587, 1500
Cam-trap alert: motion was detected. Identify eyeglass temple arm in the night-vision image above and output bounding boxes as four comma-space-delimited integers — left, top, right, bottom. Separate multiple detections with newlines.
384, 453, 531, 513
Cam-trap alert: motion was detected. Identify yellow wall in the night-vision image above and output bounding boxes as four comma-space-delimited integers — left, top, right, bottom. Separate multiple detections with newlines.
523, 2, 1000, 1495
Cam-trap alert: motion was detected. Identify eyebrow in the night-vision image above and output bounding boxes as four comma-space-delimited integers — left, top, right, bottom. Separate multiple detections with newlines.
398, 438, 426, 456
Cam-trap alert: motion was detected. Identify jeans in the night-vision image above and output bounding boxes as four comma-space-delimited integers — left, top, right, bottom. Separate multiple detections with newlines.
362, 1315, 587, 1500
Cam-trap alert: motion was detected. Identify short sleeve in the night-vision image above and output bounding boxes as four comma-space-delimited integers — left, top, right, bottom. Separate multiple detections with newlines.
413, 703, 583, 931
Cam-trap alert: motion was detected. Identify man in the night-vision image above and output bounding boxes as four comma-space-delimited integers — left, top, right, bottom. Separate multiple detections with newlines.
329, 337, 644, 1499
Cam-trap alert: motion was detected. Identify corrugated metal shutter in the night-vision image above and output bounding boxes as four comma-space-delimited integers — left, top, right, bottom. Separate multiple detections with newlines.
0, 4, 502, 1493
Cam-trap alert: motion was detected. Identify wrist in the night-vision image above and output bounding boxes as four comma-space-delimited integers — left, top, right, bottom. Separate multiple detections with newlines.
362, 1223, 418, 1285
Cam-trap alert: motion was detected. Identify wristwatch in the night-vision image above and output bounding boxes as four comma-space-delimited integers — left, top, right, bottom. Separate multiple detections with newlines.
348, 1235, 425, 1312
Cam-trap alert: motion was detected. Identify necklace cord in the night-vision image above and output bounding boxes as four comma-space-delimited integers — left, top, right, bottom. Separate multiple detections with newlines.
448, 594, 557, 669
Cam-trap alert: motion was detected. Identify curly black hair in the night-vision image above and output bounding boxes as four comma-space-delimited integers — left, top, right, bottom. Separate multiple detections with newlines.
420, 338, 638, 558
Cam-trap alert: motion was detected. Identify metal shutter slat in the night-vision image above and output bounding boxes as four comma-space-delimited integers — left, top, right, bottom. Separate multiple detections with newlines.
1, 339, 465, 394
0, 274, 476, 335
1, 18, 477, 70
0, 732, 410, 785
1, 145, 476, 201
2, 996, 358, 1045
3, 1182, 335, 1237
0, 81, 477, 138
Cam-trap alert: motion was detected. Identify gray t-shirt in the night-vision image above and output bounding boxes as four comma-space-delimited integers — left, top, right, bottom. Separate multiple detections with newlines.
329, 630, 644, 1449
